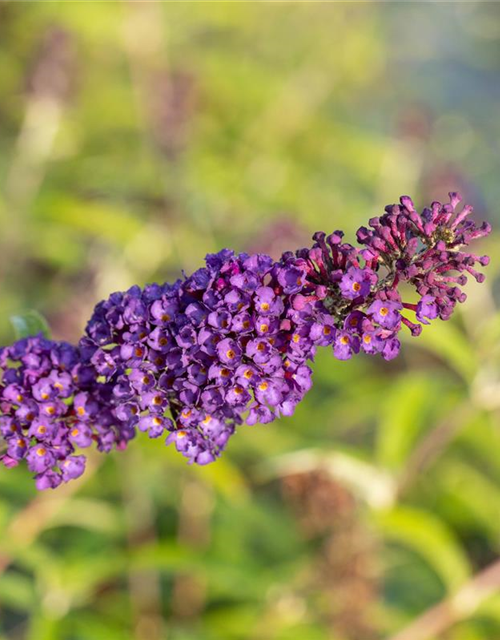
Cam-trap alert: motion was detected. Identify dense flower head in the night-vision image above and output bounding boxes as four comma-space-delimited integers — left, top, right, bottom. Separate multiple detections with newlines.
0, 335, 132, 489
0, 193, 491, 487
81, 251, 319, 467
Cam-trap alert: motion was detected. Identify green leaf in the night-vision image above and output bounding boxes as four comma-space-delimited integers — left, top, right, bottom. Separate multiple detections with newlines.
436, 458, 500, 542
0, 571, 36, 612
376, 373, 439, 471
10, 310, 50, 340
375, 506, 472, 593
405, 321, 478, 383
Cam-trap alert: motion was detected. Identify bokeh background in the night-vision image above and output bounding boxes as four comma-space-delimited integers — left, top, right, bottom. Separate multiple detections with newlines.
0, 2, 499, 639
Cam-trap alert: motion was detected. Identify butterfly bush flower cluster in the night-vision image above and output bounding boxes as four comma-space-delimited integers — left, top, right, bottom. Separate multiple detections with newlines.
0, 193, 491, 488
81, 252, 318, 466
0, 337, 132, 489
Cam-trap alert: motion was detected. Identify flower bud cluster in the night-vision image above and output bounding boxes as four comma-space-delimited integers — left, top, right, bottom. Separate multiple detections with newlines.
357, 193, 491, 324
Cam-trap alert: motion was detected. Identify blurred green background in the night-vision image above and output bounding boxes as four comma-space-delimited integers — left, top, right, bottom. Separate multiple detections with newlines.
0, 2, 499, 639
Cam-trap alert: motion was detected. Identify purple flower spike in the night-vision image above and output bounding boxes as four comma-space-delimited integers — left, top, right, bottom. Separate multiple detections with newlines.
0, 193, 490, 488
